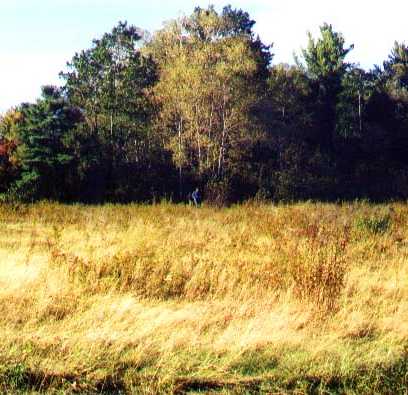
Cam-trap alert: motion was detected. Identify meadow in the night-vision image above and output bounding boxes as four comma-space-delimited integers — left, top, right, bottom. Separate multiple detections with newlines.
0, 201, 407, 394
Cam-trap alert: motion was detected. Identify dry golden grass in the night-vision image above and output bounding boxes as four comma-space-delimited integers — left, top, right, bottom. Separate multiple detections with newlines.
0, 201, 407, 393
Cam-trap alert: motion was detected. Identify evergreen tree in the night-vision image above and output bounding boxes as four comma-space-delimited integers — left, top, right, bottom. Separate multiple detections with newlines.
10, 86, 82, 201
61, 21, 160, 201
300, 23, 353, 150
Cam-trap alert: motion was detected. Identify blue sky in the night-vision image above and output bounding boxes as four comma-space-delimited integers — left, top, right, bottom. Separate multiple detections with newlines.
1, 0, 408, 113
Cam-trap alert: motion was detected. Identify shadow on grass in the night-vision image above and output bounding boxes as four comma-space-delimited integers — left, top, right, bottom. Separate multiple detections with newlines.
0, 363, 126, 394
1, 354, 408, 394
174, 354, 408, 394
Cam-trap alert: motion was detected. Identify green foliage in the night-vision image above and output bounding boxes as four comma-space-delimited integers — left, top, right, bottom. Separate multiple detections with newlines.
8, 171, 40, 202
151, 5, 270, 201
3, 8, 408, 204
335, 67, 374, 138
384, 41, 408, 91
183, 5, 255, 39
8, 86, 82, 201
301, 23, 353, 81
267, 64, 311, 127
228, 350, 278, 375
0, 109, 21, 192
299, 23, 354, 152
356, 213, 391, 235
1, 363, 29, 391
62, 21, 161, 201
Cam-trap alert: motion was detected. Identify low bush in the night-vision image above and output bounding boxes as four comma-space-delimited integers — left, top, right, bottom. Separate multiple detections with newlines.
356, 213, 391, 235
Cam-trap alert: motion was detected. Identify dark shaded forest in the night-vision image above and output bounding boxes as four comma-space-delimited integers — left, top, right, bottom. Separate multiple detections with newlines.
1, 5, 408, 204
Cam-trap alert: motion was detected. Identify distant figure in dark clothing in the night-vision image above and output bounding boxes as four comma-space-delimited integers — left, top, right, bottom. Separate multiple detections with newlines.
191, 188, 201, 207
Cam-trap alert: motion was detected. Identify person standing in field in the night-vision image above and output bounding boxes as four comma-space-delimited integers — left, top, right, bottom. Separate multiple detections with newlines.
191, 187, 201, 207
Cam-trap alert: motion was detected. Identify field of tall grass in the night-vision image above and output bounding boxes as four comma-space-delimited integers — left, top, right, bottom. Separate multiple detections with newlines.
0, 201, 407, 394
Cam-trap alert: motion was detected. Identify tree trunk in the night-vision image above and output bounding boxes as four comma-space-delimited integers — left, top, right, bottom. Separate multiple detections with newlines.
218, 110, 226, 177
197, 129, 202, 174
358, 91, 362, 134
178, 117, 183, 200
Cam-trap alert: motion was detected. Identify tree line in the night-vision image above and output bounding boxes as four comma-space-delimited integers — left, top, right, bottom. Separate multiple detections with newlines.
1, 5, 408, 204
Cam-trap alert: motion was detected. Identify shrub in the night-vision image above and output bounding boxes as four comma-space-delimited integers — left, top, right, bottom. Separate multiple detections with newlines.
356, 214, 391, 235
1, 363, 29, 391
289, 228, 349, 312
204, 178, 232, 207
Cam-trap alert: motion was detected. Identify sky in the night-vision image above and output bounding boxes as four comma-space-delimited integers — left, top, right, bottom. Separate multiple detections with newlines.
1, 0, 408, 113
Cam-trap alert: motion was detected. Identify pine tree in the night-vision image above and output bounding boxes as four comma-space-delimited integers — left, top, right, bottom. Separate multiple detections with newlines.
10, 86, 81, 201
